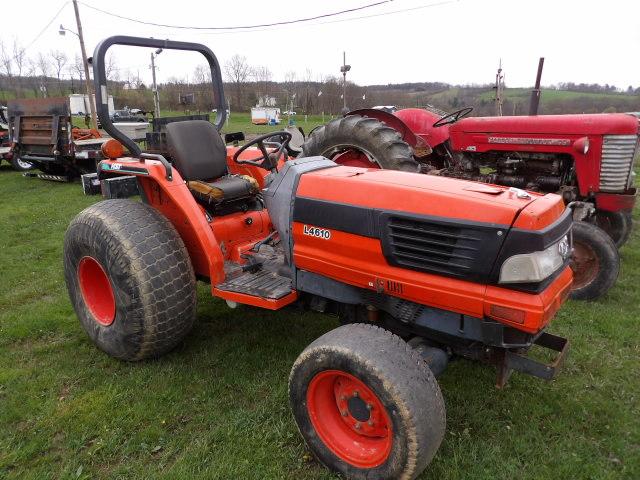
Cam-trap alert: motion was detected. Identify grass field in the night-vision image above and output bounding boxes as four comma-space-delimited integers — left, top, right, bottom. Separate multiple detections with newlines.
476, 88, 633, 103
0, 161, 639, 479
71, 111, 332, 137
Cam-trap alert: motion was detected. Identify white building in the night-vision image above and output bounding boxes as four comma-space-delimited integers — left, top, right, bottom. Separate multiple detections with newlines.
69, 94, 115, 116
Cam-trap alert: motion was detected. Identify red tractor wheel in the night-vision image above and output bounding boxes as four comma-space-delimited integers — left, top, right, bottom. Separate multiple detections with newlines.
301, 115, 420, 172
570, 222, 620, 300
64, 199, 197, 360
289, 323, 445, 480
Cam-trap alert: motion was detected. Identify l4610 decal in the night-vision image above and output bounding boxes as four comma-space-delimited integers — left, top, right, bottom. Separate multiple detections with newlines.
303, 225, 331, 240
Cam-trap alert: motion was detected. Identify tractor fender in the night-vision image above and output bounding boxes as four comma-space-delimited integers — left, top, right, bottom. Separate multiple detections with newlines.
394, 108, 451, 149
347, 108, 432, 155
100, 158, 225, 284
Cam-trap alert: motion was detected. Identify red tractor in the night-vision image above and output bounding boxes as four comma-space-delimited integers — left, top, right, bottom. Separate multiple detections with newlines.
66, 36, 573, 479
302, 106, 639, 300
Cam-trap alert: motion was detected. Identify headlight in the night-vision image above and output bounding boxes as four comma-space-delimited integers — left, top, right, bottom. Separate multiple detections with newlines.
499, 235, 569, 284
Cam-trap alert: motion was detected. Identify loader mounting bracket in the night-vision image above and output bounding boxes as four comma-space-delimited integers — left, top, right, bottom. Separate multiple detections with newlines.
495, 332, 569, 388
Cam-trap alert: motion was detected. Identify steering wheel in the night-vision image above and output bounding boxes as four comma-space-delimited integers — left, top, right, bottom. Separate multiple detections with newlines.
233, 131, 293, 171
432, 107, 473, 128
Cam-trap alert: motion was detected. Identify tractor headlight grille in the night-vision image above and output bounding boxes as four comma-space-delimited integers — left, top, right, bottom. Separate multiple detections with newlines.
381, 214, 506, 283
599, 134, 639, 192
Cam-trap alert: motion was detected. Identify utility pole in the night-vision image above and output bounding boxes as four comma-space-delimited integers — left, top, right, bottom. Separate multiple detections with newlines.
150, 49, 162, 119
494, 59, 504, 116
72, 0, 97, 130
529, 57, 545, 116
340, 51, 351, 114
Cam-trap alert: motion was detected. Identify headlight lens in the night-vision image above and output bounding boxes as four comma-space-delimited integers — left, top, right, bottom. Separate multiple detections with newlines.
499, 235, 569, 284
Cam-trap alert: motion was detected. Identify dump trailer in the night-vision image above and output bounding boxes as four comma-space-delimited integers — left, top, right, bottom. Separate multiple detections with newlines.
8, 97, 109, 180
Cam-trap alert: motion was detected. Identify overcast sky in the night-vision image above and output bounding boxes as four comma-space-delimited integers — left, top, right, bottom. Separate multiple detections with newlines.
5, 0, 640, 89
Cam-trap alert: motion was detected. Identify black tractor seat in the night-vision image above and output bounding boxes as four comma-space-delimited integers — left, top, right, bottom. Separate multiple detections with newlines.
166, 120, 259, 206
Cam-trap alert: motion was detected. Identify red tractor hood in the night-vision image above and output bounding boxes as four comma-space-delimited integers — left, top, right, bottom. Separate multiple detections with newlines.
451, 113, 639, 136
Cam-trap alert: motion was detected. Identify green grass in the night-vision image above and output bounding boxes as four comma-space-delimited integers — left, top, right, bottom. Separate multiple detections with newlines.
71, 111, 330, 137
0, 162, 639, 479
476, 88, 635, 103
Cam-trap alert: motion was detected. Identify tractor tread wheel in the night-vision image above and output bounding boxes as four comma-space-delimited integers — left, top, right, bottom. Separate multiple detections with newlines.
301, 115, 420, 172
570, 221, 620, 301
289, 323, 445, 480
64, 199, 197, 361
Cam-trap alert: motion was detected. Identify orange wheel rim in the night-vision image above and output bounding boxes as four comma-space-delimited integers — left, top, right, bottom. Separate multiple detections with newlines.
306, 370, 392, 468
77, 256, 116, 326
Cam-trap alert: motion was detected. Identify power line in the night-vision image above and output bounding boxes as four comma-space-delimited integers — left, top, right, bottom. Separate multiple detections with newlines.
2, 1, 69, 65
199, 0, 459, 36
78, 0, 395, 31
22, 2, 70, 52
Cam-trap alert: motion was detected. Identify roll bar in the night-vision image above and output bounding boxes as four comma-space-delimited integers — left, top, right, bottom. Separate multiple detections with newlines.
92, 35, 226, 157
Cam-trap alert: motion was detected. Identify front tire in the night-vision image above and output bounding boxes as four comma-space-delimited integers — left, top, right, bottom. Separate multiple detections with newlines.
289, 323, 445, 480
64, 199, 197, 361
570, 221, 620, 300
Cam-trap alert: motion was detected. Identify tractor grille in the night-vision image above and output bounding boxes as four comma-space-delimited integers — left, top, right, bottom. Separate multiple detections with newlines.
599, 134, 639, 192
385, 216, 481, 278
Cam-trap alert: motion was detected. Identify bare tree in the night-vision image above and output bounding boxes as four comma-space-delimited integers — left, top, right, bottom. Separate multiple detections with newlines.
50, 50, 68, 94
302, 68, 314, 113
193, 64, 213, 110
26, 59, 40, 97
0, 41, 13, 96
193, 64, 212, 84
224, 54, 251, 111
105, 52, 118, 80
282, 71, 297, 112
12, 40, 26, 94
72, 54, 85, 81
36, 53, 50, 97
252, 65, 272, 104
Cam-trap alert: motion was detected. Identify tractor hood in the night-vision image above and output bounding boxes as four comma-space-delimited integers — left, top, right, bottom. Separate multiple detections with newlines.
265, 158, 571, 319
293, 164, 563, 229
451, 113, 639, 136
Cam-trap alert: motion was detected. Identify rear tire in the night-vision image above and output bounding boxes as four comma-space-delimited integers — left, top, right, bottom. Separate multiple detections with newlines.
289, 323, 445, 480
301, 115, 420, 172
595, 210, 633, 248
64, 199, 197, 361
10, 155, 33, 172
570, 221, 619, 300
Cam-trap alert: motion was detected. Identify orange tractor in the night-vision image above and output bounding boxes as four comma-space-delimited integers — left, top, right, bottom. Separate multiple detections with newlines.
302, 107, 640, 301
65, 36, 572, 479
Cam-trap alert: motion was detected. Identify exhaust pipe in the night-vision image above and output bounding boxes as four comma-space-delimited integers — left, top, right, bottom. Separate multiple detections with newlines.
529, 57, 545, 116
